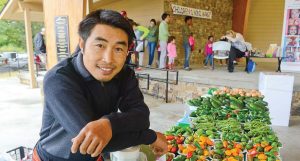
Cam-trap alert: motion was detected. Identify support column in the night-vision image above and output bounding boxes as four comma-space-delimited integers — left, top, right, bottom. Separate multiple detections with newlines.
24, 7, 37, 88
43, 0, 86, 69
232, 0, 250, 34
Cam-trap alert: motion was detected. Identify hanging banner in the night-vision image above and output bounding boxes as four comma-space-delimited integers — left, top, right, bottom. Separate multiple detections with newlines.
281, 0, 300, 72
171, 4, 212, 19
55, 16, 70, 62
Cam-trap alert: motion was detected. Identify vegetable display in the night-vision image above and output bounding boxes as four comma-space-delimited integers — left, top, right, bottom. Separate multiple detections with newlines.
165, 87, 282, 161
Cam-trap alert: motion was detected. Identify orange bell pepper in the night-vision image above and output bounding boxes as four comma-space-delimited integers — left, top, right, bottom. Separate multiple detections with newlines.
264, 146, 272, 152
225, 150, 232, 156
206, 139, 214, 146
257, 153, 267, 160
223, 141, 228, 148
204, 150, 209, 156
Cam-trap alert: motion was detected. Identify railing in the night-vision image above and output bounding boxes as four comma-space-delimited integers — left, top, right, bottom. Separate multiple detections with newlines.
126, 39, 179, 103
136, 73, 150, 90
133, 65, 179, 103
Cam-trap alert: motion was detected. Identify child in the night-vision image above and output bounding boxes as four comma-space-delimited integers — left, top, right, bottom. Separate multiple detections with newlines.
288, 25, 298, 35
204, 35, 214, 68
289, 9, 300, 25
189, 33, 195, 52
167, 36, 177, 70
156, 44, 161, 68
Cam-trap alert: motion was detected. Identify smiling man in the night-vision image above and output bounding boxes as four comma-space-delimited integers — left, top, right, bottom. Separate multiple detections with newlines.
34, 10, 167, 161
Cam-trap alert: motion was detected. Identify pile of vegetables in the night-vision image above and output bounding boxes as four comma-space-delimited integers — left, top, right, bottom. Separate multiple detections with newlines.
165, 87, 282, 161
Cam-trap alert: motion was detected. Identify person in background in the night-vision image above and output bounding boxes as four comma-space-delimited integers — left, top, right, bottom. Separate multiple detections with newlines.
158, 13, 170, 69
204, 35, 214, 69
222, 30, 247, 72
218, 55, 227, 66
156, 44, 161, 67
125, 18, 136, 65
288, 9, 300, 25
167, 36, 177, 70
189, 33, 195, 52
120, 10, 128, 20
132, 22, 149, 70
34, 27, 47, 66
147, 19, 158, 67
182, 16, 193, 70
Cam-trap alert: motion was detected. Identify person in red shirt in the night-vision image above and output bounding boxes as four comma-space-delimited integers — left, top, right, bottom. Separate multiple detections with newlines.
204, 35, 214, 68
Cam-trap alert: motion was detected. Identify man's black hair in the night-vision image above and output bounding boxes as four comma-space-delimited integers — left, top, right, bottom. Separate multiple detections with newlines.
161, 13, 170, 20
78, 9, 135, 47
185, 16, 192, 23
150, 19, 156, 25
184, 16, 193, 23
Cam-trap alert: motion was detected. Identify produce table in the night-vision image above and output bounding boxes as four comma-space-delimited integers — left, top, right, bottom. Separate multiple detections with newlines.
245, 56, 285, 72
164, 88, 282, 161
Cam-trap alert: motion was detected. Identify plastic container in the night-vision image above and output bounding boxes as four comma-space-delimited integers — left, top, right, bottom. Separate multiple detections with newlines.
110, 146, 142, 161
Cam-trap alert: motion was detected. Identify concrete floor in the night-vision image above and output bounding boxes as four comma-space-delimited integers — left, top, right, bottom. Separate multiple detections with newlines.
136, 60, 300, 91
0, 77, 299, 161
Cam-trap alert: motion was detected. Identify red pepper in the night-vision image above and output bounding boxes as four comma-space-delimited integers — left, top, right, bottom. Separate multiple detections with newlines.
171, 147, 177, 153
166, 135, 175, 140
250, 149, 258, 156
227, 114, 231, 118
176, 139, 183, 144
187, 151, 193, 159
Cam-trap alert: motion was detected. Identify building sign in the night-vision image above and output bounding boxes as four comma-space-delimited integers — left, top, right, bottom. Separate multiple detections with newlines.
55, 16, 70, 62
171, 4, 212, 19
281, 0, 300, 72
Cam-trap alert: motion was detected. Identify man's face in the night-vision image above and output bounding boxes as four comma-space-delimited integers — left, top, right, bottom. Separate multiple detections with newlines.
289, 26, 297, 35
79, 24, 128, 82
150, 21, 155, 27
187, 19, 193, 26
165, 15, 170, 23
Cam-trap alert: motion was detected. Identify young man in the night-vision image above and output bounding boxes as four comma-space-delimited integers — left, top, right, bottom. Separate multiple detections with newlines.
34, 9, 167, 161
158, 13, 170, 69
182, 16, 193, 70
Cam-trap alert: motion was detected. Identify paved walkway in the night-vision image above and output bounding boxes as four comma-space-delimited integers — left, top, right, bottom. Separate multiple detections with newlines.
0, 77, 42, 152
136, 62, 300, 91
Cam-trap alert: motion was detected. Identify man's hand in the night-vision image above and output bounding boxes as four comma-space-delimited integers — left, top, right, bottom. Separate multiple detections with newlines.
71, 118, 112, 157
150, 132, 168, 158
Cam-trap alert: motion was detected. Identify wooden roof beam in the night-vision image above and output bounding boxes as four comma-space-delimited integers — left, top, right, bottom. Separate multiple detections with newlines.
18, 1, 43, 12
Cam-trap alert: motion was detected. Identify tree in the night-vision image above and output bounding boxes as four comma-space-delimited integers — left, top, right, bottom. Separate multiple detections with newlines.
0, 0, 43, 52
0, 0, 6, 9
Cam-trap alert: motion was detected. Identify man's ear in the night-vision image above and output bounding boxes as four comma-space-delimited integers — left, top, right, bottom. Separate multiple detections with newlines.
79, 37, 84, 53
